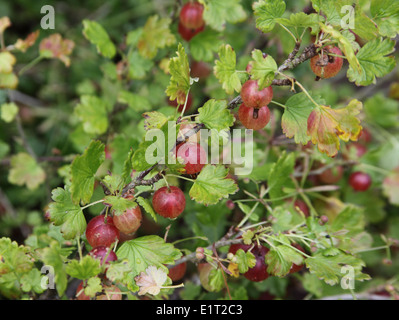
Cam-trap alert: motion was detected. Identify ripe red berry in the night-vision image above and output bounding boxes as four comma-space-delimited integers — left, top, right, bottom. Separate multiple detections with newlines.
168, 92, 193, 112
152, 186, 186, 219
238, 104, 270, 130
86, 215, 120, 248
175, 142, 207, 174
229, 243, 270, 282
240, 80, 273, 109
179, 2, 204, 30
89, 246, 118, 265
310, 46, 343, 79
349, 172, 372, 192
178, 22, 204, 41
168, 262, 187, 282
113, 205, 142, 235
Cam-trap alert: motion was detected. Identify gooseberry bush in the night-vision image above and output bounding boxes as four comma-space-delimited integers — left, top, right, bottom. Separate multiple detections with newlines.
0, 0, 399, 301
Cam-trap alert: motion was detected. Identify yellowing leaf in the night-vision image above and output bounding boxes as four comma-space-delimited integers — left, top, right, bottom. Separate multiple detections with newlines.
0, 52, 16, 73
39, 33, 74, 67
14, 30, 40, 52
8, 153, 46, 190
0, 16, 11, 34
138, 15, 176, 59
165, 43, 190, 105
307, 100, 363, 157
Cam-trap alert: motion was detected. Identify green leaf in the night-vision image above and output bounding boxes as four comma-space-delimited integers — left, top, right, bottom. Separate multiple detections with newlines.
276, 12, 322, 30
235, 249, 256, 274
137, 196, 157, 223
330, 205, 365, 237
38, 241, 69, 296
371, 0, 399, 38
0, 139, 10, 160
137, 15, 176, 59
165, 43, 191, 105
84, 277, 103, 297
0, 237, 33, 275
142, 111, 171, 131
82, 20, 116, 58
281, 92, 325, 145
20, 269, 45, 294
0, 102, 18, 123
208, 268, 225, 292
0, 72, 18, 89
214, 44, 241, 95
248, 49, 277, 89
253, 0, 286, 33
127, 50, 154, 80
104, 195, 137, 216
266, 245, 303, 277
8, 152, 46, 190
267, 152, 295, 203
199, 0, 246, 31
189, 29, 222, 62
66, 255, 102, 280
364, 93, 399, 128
102, 174, 124, 195
48, 187, 86, 239
347, 38, 396, 86
197, 99, 235, 131
70, 140, 105, 205
74, 95, 109, 135
121, 149, 134, 185
189, 165, 238, 205
305, 250, 370, 286
118, 91, 152, 113
116, 235, 182, 277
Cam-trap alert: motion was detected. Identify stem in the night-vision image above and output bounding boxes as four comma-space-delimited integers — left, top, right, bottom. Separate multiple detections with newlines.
18, 55, 44, 76
278, 23, 298, 42
180, 88, 191, 118
166, 174, 195, 183
172, 236, 209, 245
81, 199, 105, 211
270, 100, 286, 109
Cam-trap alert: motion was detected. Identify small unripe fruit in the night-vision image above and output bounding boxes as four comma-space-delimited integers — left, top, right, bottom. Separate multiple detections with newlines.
86, 215, 120, 248
179, 2, 204, 30
349, 172, 372, 192
113, 205, 142, 235
175, 142, 207, 174
310, 46, 343, 79
152, 186, 186, 219
196, 247, 205, 260
238, 104, 271, 130
240, 80, 273, 109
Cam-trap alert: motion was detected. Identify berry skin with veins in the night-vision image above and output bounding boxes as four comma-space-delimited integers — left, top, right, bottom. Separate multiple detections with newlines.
310, 46, 344, 79
240, 80, 273, 109
179, 2, 204, 30
152, 186, 186, 219
238, 104, 270, 130
85, 215, 120, 248
175, 142, 207, 174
